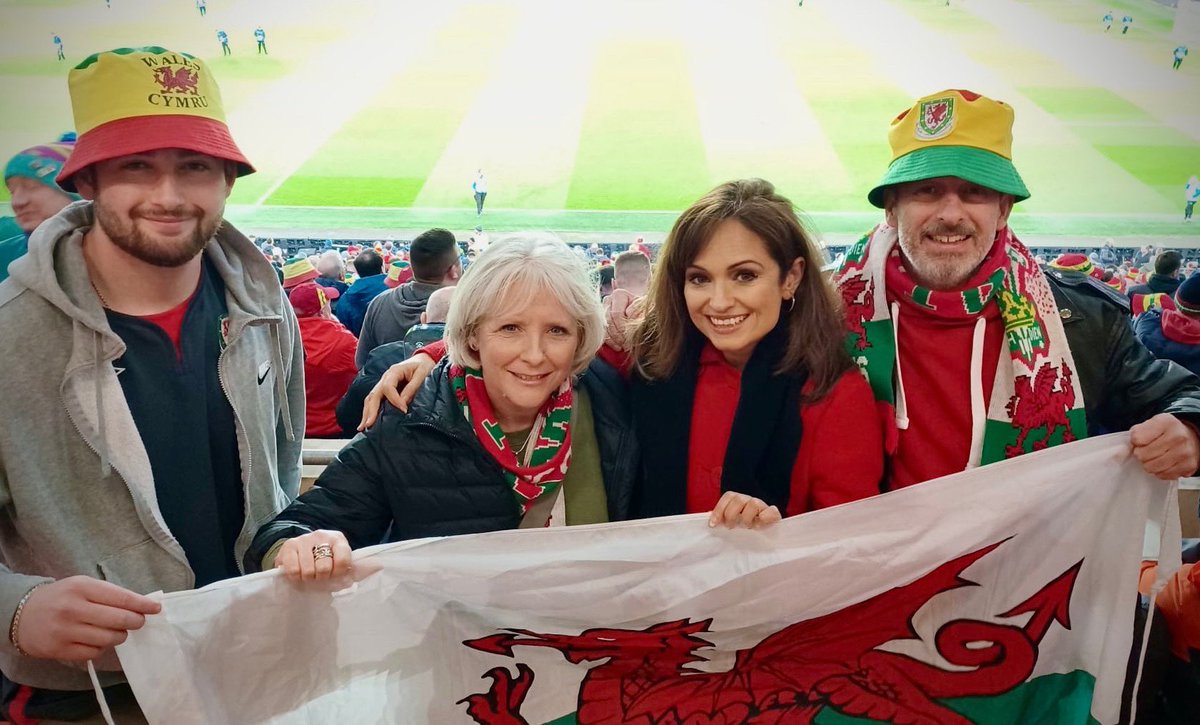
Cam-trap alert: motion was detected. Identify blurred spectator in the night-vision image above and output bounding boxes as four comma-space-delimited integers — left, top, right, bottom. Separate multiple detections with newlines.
1135, 274, 1200, 377
629, 237, 653, 260
0, 134, 79, 282
356, 228, 460, 368
404, 285, 455, 348
470, 225, 490, 251
336, 249, 387, 336
595, 250, 652, 372
289, 283, 358, 437
1128, 250, 1183, 298
1134, 244, 1156, 267
1138, 547, 1200, 723
613, 249, 651, 297
598, 263, 615, 298
1098, 239, 1119, 267
315, 249, 349, 303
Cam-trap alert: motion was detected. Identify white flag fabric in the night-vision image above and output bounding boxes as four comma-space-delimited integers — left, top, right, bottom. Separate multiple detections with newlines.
116, 433, 1178, 724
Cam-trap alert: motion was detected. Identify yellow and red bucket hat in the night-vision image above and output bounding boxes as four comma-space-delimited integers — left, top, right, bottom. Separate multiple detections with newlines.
57, 46, 254, 191
868, 89, 1030, 208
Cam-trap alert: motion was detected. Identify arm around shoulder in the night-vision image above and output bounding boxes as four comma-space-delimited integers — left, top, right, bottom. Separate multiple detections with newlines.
247, 419, 395, 572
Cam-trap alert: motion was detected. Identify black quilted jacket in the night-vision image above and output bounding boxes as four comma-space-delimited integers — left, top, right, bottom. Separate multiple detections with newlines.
246, 358, 638, 571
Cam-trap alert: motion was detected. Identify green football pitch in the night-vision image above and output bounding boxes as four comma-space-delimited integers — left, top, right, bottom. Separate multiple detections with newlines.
1, 0, 1198, 242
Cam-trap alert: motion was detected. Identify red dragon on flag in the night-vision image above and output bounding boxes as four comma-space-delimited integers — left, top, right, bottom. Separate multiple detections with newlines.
459, 540, 1082, 724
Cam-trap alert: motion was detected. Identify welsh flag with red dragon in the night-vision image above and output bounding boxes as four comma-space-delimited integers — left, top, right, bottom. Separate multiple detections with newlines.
116, 435, 1178, 725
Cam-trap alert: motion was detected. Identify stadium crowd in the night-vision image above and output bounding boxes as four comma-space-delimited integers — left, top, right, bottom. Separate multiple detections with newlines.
1, 47, 1200, 724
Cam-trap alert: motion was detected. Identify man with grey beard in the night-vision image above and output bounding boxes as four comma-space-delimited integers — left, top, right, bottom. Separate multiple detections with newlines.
833, 89, 1200, 491
833, 88, 1200, 719
0, 47, 304, 723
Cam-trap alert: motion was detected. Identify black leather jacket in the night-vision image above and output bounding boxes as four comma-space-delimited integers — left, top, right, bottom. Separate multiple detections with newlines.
1044, 267, 1200, 434
246, 359, 638, 571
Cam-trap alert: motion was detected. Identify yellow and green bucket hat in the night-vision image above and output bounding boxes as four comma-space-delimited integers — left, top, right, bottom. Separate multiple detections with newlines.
867, 89, 1030, 208
57, 46, 254, 192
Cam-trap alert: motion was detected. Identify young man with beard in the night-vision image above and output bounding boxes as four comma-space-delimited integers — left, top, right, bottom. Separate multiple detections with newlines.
0, 47, 304, 723
833, 89, 1200, 491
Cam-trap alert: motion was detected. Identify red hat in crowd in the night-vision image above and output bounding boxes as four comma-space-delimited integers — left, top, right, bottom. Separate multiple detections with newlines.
384, 260, 412, 289
288, 282, 338, 318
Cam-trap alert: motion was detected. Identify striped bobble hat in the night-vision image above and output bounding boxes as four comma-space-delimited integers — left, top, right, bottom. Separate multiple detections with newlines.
282, 256, 319, 289
4, 133, 81, 199
1049, 253, 1102, 280
1176, 274, 1200, 315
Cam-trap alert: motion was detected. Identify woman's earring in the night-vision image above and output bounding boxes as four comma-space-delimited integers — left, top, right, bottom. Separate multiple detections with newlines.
785, 296, 796, 313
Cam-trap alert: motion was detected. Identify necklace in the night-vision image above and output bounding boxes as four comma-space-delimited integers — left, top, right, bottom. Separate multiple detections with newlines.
512, 416, 545, 467
512, 431, 533, 459
90, 278, 111, 309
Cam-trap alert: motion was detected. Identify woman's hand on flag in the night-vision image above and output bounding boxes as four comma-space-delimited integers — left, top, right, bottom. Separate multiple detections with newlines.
708, 491, 782, 530
275, 530, 357, 589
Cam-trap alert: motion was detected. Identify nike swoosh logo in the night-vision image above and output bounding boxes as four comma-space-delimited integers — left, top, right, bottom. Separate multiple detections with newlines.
257, 361, 271, 386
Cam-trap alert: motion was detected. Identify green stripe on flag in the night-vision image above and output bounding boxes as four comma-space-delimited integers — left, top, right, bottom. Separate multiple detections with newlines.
814, 670, 1099, 725
539, 670, 1097, 725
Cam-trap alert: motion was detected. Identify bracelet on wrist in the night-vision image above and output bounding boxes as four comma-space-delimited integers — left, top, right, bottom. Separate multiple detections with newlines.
9, 583, 46, 657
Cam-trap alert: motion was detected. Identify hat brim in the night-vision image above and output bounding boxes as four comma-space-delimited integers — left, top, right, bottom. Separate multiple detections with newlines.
57, 115, 254, 192
867, 146, 1030, 208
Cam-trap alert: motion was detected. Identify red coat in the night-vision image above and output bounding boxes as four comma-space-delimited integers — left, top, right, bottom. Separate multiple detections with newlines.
297, 316, 359, 436
685, 344, 884, 516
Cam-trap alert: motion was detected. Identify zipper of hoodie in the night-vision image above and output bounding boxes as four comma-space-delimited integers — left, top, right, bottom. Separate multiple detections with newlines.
62, 366, 194, 581
218, 318, 263, 575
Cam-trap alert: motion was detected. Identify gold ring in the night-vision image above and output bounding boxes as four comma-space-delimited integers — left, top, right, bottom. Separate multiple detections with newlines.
312, 543, 334, 560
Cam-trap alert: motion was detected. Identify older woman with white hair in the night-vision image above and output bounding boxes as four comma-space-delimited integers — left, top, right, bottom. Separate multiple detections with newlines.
246, 236, 639, 582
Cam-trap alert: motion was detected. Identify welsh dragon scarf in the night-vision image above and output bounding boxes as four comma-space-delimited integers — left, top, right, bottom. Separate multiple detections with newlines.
450, 365, 573, 516
834, 224, 1086, 466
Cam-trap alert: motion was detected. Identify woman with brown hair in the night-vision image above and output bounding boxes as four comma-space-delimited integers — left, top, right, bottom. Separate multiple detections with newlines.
627, 178, 882, 526
361, 179, 883, 528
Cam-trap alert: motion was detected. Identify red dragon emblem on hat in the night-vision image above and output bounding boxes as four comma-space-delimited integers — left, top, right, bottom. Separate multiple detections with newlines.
153, 66, 200, 95
459, 540, 1082, 724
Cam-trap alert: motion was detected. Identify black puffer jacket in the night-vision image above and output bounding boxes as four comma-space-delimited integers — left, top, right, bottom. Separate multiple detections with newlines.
246, 358, 637, 571
1044, 268, 1200, 433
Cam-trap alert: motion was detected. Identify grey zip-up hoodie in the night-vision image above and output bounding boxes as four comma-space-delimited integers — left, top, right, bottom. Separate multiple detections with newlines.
0, 201, 305, 691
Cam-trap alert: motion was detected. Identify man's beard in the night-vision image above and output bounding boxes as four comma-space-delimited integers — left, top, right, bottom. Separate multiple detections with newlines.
94, 201, 221, 268
897, 222, 988, 291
